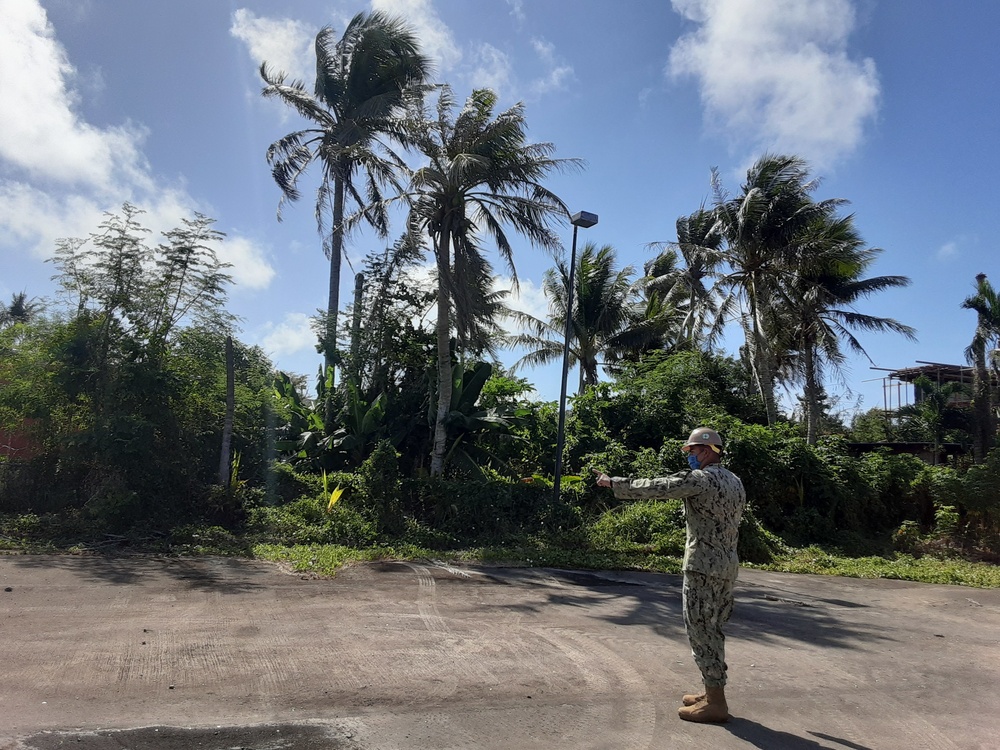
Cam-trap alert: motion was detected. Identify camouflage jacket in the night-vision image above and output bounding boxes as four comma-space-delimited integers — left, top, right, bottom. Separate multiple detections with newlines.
610, 465, 746, 579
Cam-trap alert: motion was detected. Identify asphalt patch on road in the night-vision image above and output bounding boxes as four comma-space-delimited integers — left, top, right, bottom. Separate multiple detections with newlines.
549, 570, 643, 587
19, 723, 356, 750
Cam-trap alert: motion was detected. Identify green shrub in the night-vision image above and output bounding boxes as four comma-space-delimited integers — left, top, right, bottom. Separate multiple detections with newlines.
588, 500, 685, 555
402, 479, 582, 543
359, 440, 403, 535
858, 450, 926, 528
269, 461, 323, 504
738, 505, 789, 563
933, 504, 961, 536
246, 496, 377, 546
957, 447, 1000, 529
892, 520, 921, 552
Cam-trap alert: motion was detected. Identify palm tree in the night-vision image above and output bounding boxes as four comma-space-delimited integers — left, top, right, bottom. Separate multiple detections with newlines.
711, 154, 843, 425
0, 291, 42, 329
402, 87, 580, 476
645, 207, 725, 349
962, 273, 1000, 461
509, 241, 667, 391
776, 216, 915, 444
260, 11, 431, 373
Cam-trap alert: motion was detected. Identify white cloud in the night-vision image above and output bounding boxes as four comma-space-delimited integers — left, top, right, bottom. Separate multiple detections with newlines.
371, 0, 462, 72
230, 9, 314, 83
668, 0, 880, 167
216, 236, 276, 290
0, 182, 106, 255
528, 38, 574, 97
0, 181, 273, 290
495, 276, 552, 337
468, 44, 514, 96
0, 0, 151, 193
506, 0, 526, 23
937, 241, 959, 260
0, 1, 276, 294
258, 312, 317, 357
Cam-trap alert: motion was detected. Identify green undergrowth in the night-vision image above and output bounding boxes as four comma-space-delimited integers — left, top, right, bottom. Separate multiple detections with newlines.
2, 510, 998, 588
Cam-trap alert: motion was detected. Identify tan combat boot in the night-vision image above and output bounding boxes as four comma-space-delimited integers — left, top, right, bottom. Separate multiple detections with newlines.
681, 691, 705, 706
678, 685, 729, 723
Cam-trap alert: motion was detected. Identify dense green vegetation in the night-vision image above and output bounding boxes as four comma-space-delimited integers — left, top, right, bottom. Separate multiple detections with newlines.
2, 12, 999, 589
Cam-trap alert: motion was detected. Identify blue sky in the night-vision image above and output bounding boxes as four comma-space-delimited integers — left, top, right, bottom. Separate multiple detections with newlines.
2, 0, 997, 419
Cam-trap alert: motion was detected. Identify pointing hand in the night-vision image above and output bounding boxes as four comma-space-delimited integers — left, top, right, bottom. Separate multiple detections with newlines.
592, 468, 612, 488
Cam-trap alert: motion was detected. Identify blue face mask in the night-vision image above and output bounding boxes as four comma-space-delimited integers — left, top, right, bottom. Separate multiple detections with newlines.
687, 453, 701, 470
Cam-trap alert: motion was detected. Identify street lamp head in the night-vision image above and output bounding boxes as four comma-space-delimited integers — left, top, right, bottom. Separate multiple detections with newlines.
571, 210, 598, 229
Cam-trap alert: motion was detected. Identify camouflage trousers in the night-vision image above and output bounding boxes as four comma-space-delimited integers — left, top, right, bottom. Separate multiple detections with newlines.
682, 571, 735, 688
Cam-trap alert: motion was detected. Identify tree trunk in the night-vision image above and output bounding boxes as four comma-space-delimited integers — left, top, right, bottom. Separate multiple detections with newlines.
973, 344, 991, 463
742, 301, 779, 426
349, 272, 365, 387
430, 233, 453, 477
803, 344, 819, 445
326, 169, 347, 376
218, 334, 235, 487
750, 293, 779, 425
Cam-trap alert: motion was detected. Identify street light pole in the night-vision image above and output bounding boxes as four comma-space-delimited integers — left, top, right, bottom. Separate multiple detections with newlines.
553, 210, 598, 504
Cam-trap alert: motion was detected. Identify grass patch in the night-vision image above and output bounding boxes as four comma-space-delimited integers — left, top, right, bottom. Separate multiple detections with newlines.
750, 545, 1000, 588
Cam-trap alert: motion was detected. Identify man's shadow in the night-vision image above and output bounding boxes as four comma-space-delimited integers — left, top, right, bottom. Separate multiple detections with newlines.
723, 718, 873, 750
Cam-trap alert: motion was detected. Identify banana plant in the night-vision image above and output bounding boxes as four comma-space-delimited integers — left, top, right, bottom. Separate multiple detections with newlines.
271, 371, 322, 454
435, 362, 520, 479
272, 369, 393, 470
326, 378, 391, 465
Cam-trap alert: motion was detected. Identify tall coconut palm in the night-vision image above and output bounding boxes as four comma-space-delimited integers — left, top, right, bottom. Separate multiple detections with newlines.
260, 11, 431, 373
776, 216, 915, 444
645, 207, 725, 349
711, 154, 843, 425
962, 273, 1000, 461
402, 86, 580, 476
509, 241, 667, 392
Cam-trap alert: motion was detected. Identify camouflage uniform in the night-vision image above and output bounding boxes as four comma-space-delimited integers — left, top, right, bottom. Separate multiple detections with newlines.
611, 464, 746, 687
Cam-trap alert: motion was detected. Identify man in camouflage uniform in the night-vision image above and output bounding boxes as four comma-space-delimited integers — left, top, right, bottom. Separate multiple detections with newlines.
595, 427, 745, 723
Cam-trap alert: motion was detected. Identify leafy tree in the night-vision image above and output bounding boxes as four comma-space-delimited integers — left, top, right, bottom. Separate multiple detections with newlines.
168, 327, 274, 486
474, 369, 551, 477
260, 11, 431, 371
961, 273, 1000, 461
339, 237, 436, 401
400, 86, 579, 476
849, 407, 895, 442
597, 349, 763, 453
17, 205, 249, 524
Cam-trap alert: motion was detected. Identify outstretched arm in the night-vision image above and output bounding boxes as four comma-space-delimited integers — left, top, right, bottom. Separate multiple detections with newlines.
593, 468, 704, 500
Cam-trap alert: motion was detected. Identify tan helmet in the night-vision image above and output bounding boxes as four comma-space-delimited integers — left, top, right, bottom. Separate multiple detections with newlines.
682, 427, 723, 453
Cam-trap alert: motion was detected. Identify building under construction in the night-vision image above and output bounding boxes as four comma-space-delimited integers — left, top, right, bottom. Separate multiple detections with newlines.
870, 360, 977, 412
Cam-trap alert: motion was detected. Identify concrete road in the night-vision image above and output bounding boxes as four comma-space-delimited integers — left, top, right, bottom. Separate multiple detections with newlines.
0, 554, 997, 749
